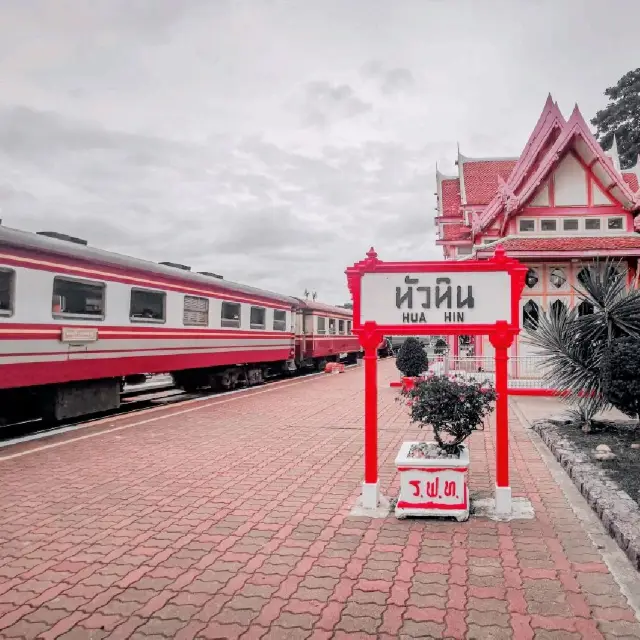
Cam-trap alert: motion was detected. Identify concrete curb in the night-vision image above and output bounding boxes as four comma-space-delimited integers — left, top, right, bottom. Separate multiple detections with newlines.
531, 419, 640, 571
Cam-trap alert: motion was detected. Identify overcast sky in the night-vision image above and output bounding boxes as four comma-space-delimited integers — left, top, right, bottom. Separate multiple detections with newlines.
0, 0, 637, 304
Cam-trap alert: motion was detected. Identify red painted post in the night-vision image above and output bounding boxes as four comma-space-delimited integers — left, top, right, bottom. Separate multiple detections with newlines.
489, 325, 515, 514
493, 344, 509, 489
363, 343, 378, 486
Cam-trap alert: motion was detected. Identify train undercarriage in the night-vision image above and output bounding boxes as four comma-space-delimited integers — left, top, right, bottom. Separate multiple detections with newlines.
0, 351, 363, 425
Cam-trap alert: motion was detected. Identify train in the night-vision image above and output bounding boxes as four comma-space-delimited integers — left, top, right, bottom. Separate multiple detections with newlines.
0, 224, 364, 422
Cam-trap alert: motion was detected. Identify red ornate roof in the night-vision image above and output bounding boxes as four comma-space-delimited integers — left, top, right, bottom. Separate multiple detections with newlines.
461, 160, 517, 205
477, 236, 640, 253
440, 223, 471, 241
622, 172, 639, 193
441, 178, 462, 218
435, 94, 640, 259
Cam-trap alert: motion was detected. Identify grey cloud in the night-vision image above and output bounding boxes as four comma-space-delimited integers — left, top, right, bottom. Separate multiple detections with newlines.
381, 68, 414, 94
360, 61, 414, 94
295, 81, 372, 129
3, 0, 639, 303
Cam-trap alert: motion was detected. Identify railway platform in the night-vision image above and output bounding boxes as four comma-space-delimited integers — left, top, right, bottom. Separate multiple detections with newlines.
0, 360, 639, 639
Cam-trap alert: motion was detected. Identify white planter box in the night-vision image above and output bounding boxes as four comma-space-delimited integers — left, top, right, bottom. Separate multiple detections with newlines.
394, 442, 469, 522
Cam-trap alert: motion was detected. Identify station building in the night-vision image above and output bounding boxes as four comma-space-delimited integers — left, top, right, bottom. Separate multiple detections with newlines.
435, 95, 640, 367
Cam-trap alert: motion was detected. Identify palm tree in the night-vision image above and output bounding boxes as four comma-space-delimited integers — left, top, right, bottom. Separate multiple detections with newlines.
524, 259, 640, 429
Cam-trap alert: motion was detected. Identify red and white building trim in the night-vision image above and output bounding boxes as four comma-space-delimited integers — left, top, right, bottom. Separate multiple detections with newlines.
434, 94, 640, 375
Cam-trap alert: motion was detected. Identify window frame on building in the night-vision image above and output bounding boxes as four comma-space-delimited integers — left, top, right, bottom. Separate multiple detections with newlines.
519, 219, 536, 233
540, 219, 558, 232
607, 216, 624, 231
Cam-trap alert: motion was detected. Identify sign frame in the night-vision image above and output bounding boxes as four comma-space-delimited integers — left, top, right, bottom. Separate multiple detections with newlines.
347, 246, 526, 336
345, 245, 528, 516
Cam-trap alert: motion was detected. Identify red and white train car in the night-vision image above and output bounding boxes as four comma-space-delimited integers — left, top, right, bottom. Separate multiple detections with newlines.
0, 225, 361, 421
294, 301, 360, 370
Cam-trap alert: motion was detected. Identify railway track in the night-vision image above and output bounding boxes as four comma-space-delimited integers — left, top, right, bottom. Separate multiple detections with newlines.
0, 365, 361, 448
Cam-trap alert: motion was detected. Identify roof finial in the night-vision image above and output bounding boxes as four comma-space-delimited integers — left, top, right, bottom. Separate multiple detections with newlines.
609, 135, 621, 172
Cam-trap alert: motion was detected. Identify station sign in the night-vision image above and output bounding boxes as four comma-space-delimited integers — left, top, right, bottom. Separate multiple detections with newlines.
346, 246, 527, 336
360, 271, 511, 327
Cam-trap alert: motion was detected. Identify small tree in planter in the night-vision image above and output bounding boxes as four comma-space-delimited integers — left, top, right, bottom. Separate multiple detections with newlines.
396, 337, 428, 390
394, 374, 496, 521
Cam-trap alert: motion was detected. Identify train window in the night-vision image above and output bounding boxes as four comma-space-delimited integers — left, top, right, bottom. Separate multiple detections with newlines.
183, 295, 209, 326
250, 306, 266, 330
273, 309, 287, 331
329, 318, 336, 334
130, 288, 165, 322
221, 302, 241, 328
53, 277, 105, 319
0, 269, 14, 316
347, 320, 352, 334
338, 320, 345, 334
317, 317, 326, 334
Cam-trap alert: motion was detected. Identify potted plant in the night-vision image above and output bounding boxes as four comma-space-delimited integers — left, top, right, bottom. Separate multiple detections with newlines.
395, 337, 429, 391
395, 374, 496, 521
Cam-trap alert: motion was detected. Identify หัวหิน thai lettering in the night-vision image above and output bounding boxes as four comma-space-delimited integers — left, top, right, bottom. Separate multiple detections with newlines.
396, 275, 475, 324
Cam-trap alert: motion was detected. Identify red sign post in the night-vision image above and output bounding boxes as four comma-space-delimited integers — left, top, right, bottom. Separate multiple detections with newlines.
346, 245, 527, 515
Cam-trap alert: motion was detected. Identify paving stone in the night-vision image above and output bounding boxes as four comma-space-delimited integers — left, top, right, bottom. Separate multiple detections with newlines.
0, 360, 638, 640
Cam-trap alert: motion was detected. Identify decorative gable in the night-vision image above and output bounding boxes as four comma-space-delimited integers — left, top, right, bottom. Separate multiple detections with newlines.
552, 154, 587, 206
434, 93, 640, 260
529, 182, 550, 207
593, 181, 613, 206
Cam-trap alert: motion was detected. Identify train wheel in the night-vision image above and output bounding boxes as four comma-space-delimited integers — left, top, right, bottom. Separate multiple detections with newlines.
316, 358, 327, 372
219, 370, 233, 390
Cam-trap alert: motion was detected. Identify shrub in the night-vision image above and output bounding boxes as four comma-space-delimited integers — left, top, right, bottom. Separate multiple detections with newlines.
405, 375, 496, 455
603, 337, 640, 420
525, 259, 640, 425
396, 337, 428, 377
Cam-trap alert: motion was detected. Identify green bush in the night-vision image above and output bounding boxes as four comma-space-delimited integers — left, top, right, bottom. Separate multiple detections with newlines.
525, 259, 640, 425
396, 337, 428, 377
604, 337, 640, 420
406, 375, 497, 455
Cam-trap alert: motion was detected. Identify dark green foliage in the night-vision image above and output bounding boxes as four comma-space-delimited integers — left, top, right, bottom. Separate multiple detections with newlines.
525, 259, 640, 422
396, 337, 428, 377
604, 337, 640, 420
405, 376, 497, 455
433, 338, 448, 355
591, 68, 640, 170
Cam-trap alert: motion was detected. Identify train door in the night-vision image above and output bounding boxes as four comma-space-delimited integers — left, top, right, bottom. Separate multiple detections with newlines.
302, 311, 314, 360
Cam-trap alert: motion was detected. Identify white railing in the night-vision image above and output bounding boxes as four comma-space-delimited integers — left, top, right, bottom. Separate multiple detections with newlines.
429, 356, 552, 389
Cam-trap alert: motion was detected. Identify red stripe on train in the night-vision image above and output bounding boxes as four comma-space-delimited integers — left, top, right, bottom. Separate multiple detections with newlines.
0, 349, 293, 389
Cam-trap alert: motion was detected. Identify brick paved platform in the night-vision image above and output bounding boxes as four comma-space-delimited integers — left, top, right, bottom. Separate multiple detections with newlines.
0, 361, 639, 639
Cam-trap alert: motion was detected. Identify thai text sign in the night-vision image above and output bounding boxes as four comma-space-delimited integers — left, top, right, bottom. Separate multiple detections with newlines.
397, 468, 468, 510
360, 271, 511, 326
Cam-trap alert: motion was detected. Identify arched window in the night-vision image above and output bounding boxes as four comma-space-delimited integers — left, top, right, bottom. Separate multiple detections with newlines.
523, 300, 539, 331
577, 300, 594, 316
577, 267, 591, 288
549, 267, 566, 289
525, 268, 539, 289
549, 299, 567, 319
